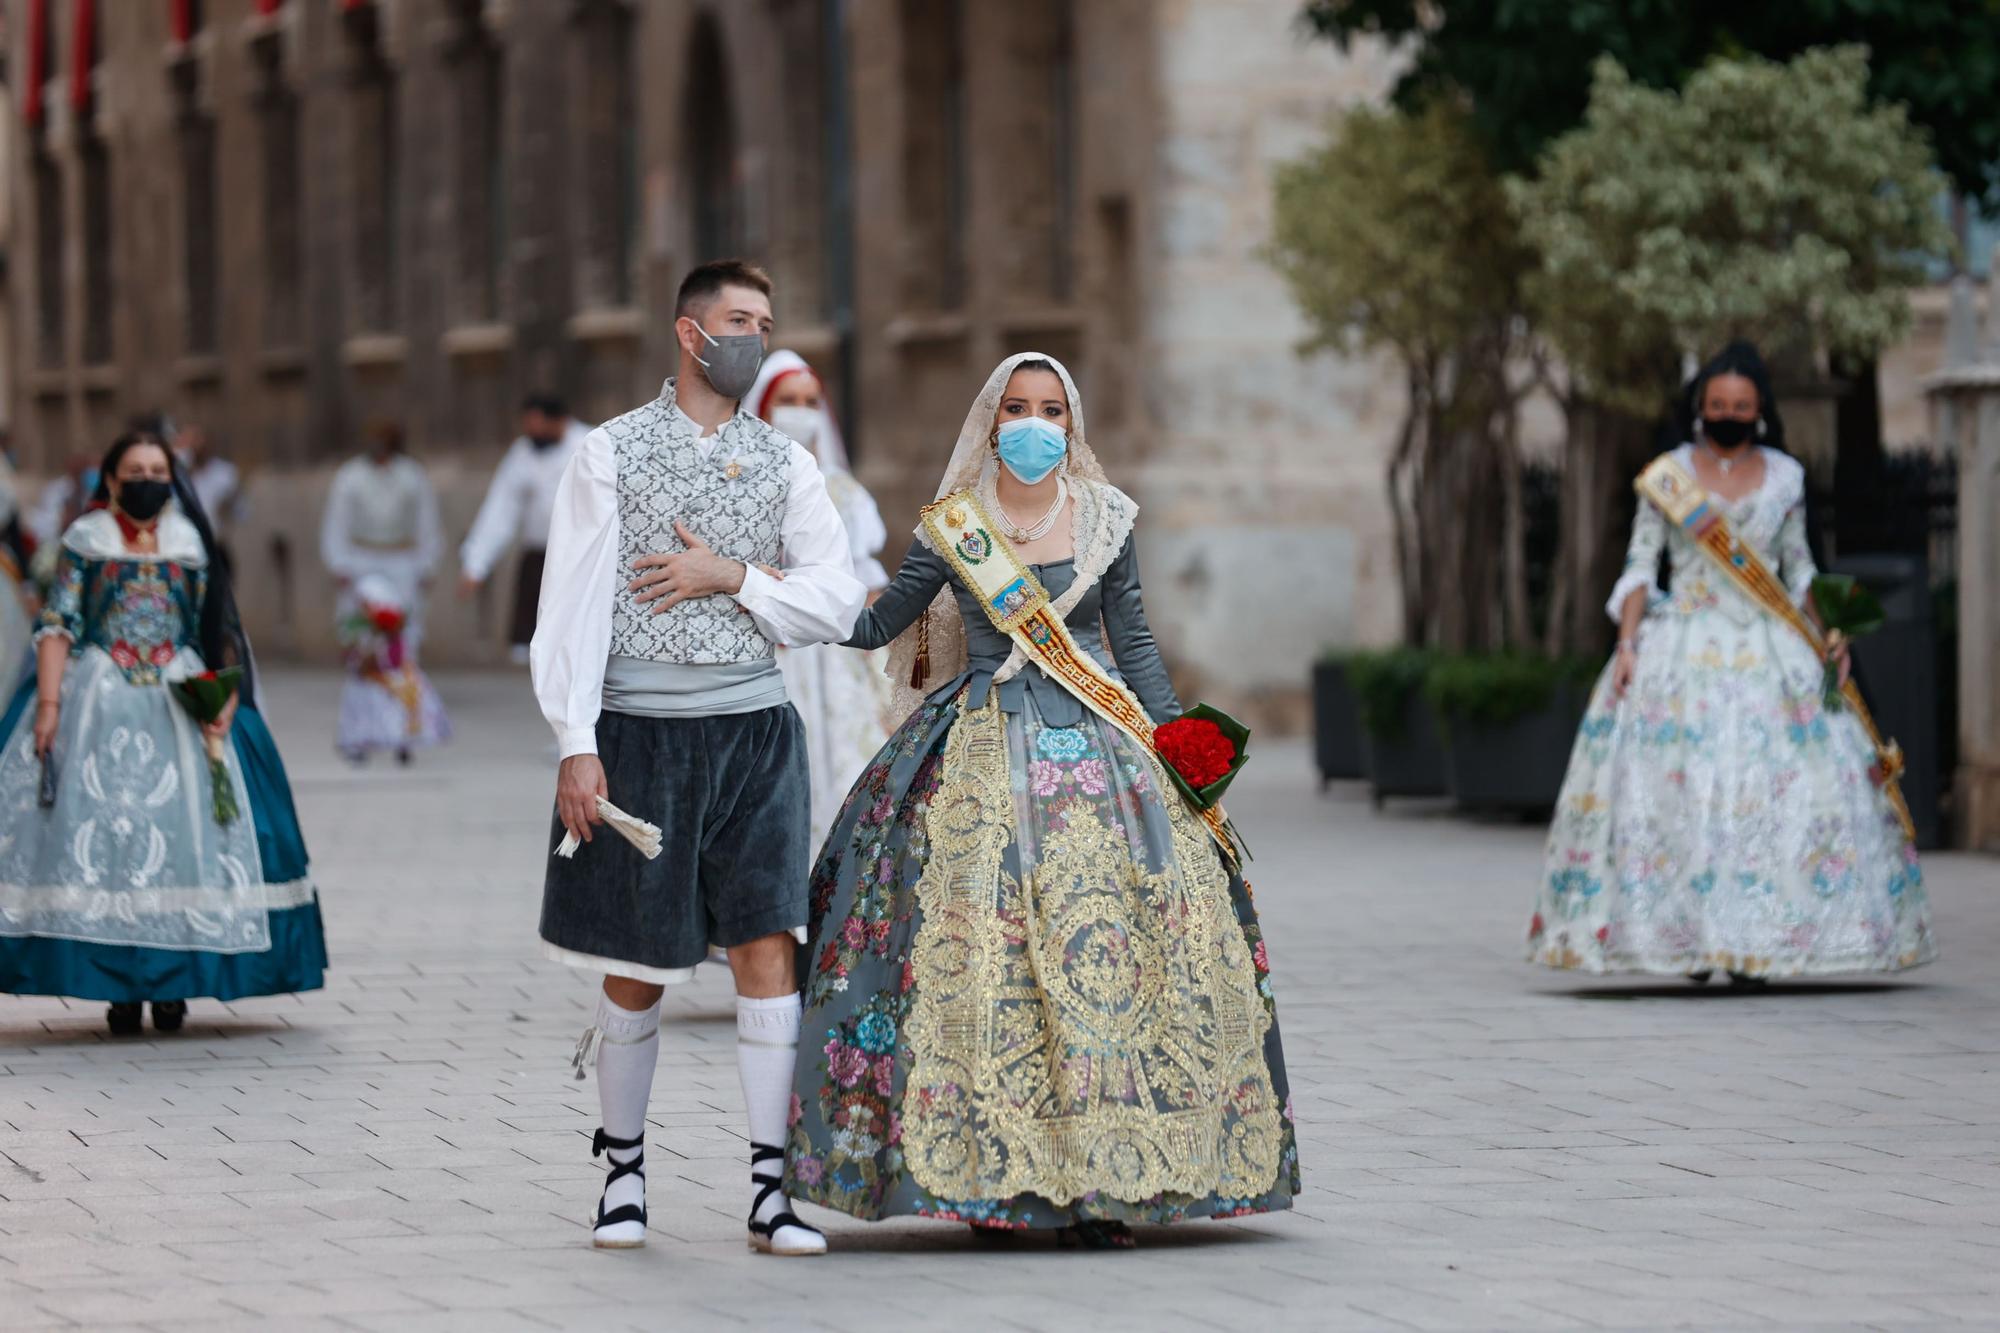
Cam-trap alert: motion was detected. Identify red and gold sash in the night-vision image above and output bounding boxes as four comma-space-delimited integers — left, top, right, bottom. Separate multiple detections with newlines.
1635, 454, 1914, 841
921, 489, 1240, 864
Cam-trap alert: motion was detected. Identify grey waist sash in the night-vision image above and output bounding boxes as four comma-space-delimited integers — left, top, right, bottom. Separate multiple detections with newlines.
601, 655, 789, 718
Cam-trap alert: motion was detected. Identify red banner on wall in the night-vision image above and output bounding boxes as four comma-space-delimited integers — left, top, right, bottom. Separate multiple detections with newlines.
70, 0, 97, 115
24, 0, 47, 126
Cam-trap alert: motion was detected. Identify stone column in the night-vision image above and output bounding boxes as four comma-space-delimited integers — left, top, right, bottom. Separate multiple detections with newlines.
1927, 277, 2000, 851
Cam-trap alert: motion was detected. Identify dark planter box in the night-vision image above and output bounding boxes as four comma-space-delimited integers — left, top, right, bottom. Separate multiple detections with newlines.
1361, 694, 1447, 803
1312, 660, 1363, 786
1441, 682, 1587, 813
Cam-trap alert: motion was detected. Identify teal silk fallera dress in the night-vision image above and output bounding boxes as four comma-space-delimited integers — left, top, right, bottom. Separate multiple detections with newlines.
0, 509, 325, 1002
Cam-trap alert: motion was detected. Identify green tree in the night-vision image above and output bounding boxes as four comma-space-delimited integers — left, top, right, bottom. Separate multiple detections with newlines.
1514, 47, 1948, 415
1511, 47, 1949, 651
1268, 102, 1543, 652
1300, 1, 2000, 205
1304, 0, 1999, 550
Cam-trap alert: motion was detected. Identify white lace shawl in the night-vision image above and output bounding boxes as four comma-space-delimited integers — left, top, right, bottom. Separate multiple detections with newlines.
884, 352, 1137, 722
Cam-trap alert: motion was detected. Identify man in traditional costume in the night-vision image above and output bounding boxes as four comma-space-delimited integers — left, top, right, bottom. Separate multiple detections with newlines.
458, 393, 591, 663
532, 260, 865, 1254
320, 421, 444, 659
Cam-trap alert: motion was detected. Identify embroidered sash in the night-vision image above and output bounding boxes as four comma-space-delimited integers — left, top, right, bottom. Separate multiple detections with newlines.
1635, 454, 1914, 841
921, 489, 1240, 864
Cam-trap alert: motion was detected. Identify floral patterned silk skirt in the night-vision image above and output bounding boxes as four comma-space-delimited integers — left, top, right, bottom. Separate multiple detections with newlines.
1529, 607, 1935, 977
785, 689, 1299, 1229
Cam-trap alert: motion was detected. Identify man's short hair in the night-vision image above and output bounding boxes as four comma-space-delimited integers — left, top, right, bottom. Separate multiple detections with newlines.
521, 392, 568, 419
675, 260, 773, 321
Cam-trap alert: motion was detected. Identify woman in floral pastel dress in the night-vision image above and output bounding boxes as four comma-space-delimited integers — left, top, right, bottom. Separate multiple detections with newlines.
1528, 342, 1934, 981
783, 353, 1297, 1250
0, 432, 324, 1034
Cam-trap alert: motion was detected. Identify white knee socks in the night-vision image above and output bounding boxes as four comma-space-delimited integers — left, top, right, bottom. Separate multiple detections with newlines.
737, 993, 802, 1225
595, 992, 660, 1225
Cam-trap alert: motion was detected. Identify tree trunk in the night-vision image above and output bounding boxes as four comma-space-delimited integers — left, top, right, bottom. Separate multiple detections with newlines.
1551, 398, 1657, 658
1386, 370, 1425, 646
1498, 400, 1530, 649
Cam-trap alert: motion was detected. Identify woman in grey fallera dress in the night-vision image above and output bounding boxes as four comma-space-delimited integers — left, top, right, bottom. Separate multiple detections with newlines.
784, 353, 1298, 1249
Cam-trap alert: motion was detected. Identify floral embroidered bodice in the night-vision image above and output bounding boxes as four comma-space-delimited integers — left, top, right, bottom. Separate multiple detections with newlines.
1608, 445, 1817, 627
39, 514, 209, 686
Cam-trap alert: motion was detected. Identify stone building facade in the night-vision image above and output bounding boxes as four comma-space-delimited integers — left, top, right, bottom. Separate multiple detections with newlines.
5, 0, 1401, 726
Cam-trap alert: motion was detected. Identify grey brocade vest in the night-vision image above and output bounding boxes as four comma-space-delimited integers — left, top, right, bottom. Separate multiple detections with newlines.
605, 391, 790, 665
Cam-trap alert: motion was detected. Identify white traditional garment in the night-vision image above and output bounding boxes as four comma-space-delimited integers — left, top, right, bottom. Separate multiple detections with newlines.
320, 453, 444, 655
186, 457, 243, 532
458, 418, 591, 581
1528, 445, 1935, 977
335, 574, 451, 759
26, 473, 84, 549
748, 350, 895, 843
532, 382, 866, 759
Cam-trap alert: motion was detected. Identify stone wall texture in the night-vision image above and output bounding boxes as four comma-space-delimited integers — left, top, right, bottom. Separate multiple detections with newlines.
4, 0, 1404, 728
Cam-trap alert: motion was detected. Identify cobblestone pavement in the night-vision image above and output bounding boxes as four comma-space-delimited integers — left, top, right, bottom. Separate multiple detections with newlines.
2, 669, 1997, 1333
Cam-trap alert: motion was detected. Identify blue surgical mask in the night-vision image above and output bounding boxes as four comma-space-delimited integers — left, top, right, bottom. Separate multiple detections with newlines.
996, 418, 1069, 484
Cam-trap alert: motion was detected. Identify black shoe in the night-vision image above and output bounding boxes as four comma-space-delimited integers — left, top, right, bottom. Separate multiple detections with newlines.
1057, 1220, 1137, 1250
747, 1142, 825, 1255
107, 1003, 143, 1036
396, 747, 413, 767
152, 1001, 187, 1033
590, 1127, 647, 1248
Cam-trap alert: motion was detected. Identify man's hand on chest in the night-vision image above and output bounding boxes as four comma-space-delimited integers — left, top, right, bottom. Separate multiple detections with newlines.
629, 521, 747, 615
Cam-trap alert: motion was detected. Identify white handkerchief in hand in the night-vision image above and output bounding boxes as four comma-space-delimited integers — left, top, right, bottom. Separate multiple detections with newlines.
554, 796, 664, 861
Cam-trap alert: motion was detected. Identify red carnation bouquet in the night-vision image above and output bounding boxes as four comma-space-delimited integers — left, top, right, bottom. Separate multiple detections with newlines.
1153, 704, 1250, 811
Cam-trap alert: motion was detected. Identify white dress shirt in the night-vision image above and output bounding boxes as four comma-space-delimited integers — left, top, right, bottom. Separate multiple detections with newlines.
532, 409, 866, 759
187, 458, 243, 528
458, 419, 590, 580
320, 454, 444, 576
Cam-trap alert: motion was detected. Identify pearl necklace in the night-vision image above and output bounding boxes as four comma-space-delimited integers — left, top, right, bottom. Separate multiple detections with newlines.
1701, 442, 1747, 475
984, 475, 1068, 543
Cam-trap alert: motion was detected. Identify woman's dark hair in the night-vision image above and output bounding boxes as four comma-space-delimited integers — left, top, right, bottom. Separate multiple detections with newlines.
94, 430, 255, 706
1674, 339, 1787, 452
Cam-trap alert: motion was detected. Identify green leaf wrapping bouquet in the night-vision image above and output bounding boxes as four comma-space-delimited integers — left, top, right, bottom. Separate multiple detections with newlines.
168, 665, 243, 825
1808, 575, 1885, 712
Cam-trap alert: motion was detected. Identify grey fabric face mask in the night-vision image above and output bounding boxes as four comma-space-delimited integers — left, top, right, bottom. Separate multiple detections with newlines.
690, 324, 767, 401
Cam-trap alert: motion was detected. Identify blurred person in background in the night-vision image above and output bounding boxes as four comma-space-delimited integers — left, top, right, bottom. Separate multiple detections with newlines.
458, 393, 590, 665
745, 351, 892, 846
0, 430, 324, 1035
27, 453, 97, 552
0, 450, 33, 685
336, 573, 451, 766
320, 420, 443, 660
1527, 341, 1934, 982
175, 425, 245, 560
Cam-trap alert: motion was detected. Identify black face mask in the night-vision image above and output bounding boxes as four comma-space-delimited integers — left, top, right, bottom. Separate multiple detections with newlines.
116, 479, 174, 522
527, 432, 562, 451
1701, 415, 1756, 449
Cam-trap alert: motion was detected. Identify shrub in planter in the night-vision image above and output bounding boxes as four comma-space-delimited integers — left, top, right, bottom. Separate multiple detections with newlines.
1425, 653, 1599, 812
1311, 654, 1363, 785
1347, 648, 1445, 801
